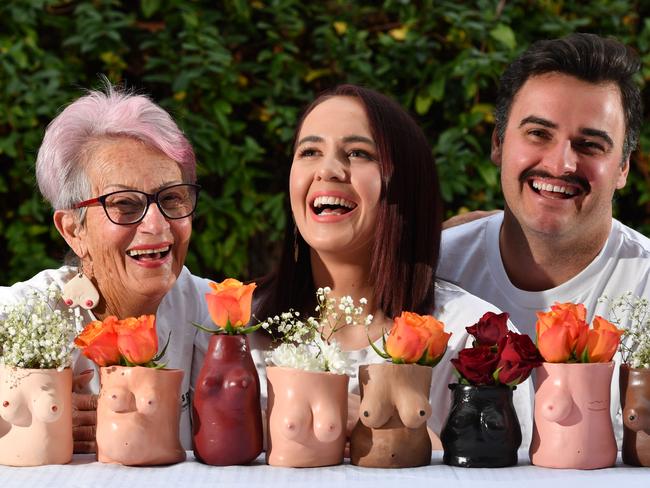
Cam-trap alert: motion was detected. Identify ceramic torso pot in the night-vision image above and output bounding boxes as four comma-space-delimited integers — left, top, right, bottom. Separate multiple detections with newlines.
530, 362, 616, 469
192, 334, 263, 465
0, 365, 73, 466
620, 364, 650, 466
96, 366, 186, 466
266, 366, 348, 467
441, 383, 521, 468
350, 363, 432, 468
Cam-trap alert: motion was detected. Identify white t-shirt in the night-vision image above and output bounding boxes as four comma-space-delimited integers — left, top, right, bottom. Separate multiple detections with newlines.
438, 212, 650, 441
236, 280, 534, 447
0, 265, 213, 449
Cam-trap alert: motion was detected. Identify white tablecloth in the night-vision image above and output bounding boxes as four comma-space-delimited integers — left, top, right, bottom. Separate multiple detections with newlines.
1, 451, 648, 488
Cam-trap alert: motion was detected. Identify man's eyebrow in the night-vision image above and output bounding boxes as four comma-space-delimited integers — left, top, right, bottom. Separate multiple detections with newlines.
518, 116, 557, 129
580, 127, 614, 147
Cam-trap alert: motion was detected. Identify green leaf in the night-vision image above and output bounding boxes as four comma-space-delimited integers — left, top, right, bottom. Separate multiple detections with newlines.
141, 0, 162, 18
489, 23, 516, 51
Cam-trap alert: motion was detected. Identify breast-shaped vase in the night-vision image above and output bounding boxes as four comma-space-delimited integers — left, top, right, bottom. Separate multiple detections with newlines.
266, 366, 348, 467
441, 383, 521, 468
192, 334, 263, 465
96, 366, 185, 466
530, 362, 616, 469
0, 365, 73, 466
350, 363, 432, 468
620, 364, 650, 466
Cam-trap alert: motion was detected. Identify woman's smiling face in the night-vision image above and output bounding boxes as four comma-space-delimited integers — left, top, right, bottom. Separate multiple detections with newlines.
289, 96, 382, 258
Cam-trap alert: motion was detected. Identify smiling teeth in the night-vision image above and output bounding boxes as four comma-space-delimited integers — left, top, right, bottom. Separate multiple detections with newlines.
313, 196, 357, 208
532, 181, 576, 196
127, 246, 170, 257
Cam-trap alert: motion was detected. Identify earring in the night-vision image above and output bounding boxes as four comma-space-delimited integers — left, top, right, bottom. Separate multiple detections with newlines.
62, 261, 99, 310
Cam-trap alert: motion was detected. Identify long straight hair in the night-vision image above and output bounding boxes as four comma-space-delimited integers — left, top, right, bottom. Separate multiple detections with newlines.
256, 84, 443, 320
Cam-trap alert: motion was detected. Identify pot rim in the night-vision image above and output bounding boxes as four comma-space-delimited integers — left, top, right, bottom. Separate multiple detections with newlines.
266, 365, 348, 377
447, 382, 516, 391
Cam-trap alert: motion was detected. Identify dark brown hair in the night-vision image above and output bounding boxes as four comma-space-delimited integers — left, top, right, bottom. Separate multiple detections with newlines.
256, 84, 443, 320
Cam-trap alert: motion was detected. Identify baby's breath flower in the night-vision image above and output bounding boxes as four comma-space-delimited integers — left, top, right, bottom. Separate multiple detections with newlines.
603, 292, 650, 368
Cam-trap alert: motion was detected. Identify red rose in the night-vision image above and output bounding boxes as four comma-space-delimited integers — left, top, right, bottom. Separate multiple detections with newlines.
451, 346, 500, 385
496, 332, 543, 385
466, 312, 509, 347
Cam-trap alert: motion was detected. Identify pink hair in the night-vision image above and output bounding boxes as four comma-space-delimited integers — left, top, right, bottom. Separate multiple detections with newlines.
36, 83, 196, 210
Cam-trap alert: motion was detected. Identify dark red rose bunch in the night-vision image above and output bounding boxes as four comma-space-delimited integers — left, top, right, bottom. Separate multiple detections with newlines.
451, 312, 543, 387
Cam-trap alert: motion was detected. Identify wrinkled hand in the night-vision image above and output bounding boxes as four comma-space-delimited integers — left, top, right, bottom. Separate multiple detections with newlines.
72, 370, 97, 454
442, 209, 502, 230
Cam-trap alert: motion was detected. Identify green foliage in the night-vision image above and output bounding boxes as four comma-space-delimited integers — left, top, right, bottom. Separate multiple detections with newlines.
2, 0, 650, 283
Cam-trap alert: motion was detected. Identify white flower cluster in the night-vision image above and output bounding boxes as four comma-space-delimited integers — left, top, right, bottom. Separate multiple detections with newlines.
601, 292, 650, 368
0, 284, 81, 370
261, 287, 371, 375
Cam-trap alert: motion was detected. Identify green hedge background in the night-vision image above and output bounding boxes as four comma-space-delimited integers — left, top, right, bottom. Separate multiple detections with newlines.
2, 0, 650, 284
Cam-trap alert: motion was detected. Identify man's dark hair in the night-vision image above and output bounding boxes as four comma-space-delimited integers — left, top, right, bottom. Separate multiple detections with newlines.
494, 33, 642, 162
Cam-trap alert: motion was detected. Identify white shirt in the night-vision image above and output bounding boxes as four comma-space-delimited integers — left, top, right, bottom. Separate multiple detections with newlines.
438, 212, 650, 442
0, 265, 213, 449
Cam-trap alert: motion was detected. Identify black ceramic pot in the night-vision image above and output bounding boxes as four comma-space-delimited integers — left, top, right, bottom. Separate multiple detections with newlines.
441, 383, 521, 468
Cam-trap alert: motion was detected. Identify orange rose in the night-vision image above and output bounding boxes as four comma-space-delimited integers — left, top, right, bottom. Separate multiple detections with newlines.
536, 302, 589, 362
114, 315, 158, 365
537, 322, 572, 363
206, 278, 256, 328
578, 316, 624, 363
385, 312, 451, 365
74, 316, 121, 367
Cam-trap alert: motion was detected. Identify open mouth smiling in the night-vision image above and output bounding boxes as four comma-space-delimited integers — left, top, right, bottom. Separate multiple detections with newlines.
526, 177, 588, 200
311, 195, 358, 216
126, 245, 172, 262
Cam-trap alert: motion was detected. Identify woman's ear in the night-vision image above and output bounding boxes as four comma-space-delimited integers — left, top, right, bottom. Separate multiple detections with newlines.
54, 210, 86, 258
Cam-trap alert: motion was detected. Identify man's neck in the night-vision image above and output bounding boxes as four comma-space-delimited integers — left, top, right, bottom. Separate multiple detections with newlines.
499, 211, 612, 291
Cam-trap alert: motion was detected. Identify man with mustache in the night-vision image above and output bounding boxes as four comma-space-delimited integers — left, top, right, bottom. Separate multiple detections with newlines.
437, 33, 650, 439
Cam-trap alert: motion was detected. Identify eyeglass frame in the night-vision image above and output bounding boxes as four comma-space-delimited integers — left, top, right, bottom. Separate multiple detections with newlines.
73, 183, 201, 225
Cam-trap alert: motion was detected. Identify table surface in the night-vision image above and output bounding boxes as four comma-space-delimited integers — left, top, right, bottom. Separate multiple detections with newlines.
1, 450, 649, 488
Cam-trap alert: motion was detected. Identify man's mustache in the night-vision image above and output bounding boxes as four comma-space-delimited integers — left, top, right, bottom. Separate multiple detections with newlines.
519, 169, 590, 194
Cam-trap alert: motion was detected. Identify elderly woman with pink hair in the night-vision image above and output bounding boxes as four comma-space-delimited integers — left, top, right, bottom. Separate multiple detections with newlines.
0, 84, 212, 452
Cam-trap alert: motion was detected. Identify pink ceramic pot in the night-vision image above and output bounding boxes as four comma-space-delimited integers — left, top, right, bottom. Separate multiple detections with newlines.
620, 364, 650, 466
96, 366, 186, 466
350, 363, 432, 468
530, 362, 616, 469
0, 365, 72, 466
266, 366, 348, 467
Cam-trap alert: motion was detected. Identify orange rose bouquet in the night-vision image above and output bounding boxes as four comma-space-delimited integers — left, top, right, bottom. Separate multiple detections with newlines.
75, 314, 168, 367
371, 311, 452, 366
536, 302, 624, 363
194, 278, 260, 335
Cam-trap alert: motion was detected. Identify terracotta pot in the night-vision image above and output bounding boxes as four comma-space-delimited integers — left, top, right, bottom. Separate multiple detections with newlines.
530, 362, 616, 469
350, 363, 432, 468
192, 334, 263, 465
0, 365, 72, 466
620, 364, 650, 466
96, 366, 185, 466
266, 366, 348, 467
441, 383, 521, 467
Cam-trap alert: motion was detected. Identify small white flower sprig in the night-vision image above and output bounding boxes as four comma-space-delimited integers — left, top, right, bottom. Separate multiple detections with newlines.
260, 287, 373, 375
600, 292, 650, 368
0, 284, 82, 370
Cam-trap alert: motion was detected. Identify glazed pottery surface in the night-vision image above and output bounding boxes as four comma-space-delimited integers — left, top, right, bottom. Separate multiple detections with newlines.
192, 334, 263, 465
441, 383, 521, 468
0, 365, 73, 466
266, 366, 348, 467
350, 363, 432, 468
620, 365, 650, 466
530, 362, 616, 469
96, 366, 186, 466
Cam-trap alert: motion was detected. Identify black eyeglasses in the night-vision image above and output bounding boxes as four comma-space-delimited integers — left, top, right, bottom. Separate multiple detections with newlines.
74, 183, 201, 225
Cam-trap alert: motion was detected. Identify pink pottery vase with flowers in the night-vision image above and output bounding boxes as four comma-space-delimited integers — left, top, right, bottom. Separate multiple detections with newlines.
266, 366, 348, 467
620, 364, 650, 466
351, 363, 432, 468
96, 365, 186, 466
530, 362, 617, 469
0, 365, 73, 466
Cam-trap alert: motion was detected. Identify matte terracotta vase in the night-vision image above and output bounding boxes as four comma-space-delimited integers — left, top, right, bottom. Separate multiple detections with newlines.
441, 383, 521, 468
96, 366, 185, 466
350, 363, 432, 468
266, 366, 348, 467
192, 334, 263, 465
530, 362, 616, 469
0, 365, 73, 466
620, 364, 650, 466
